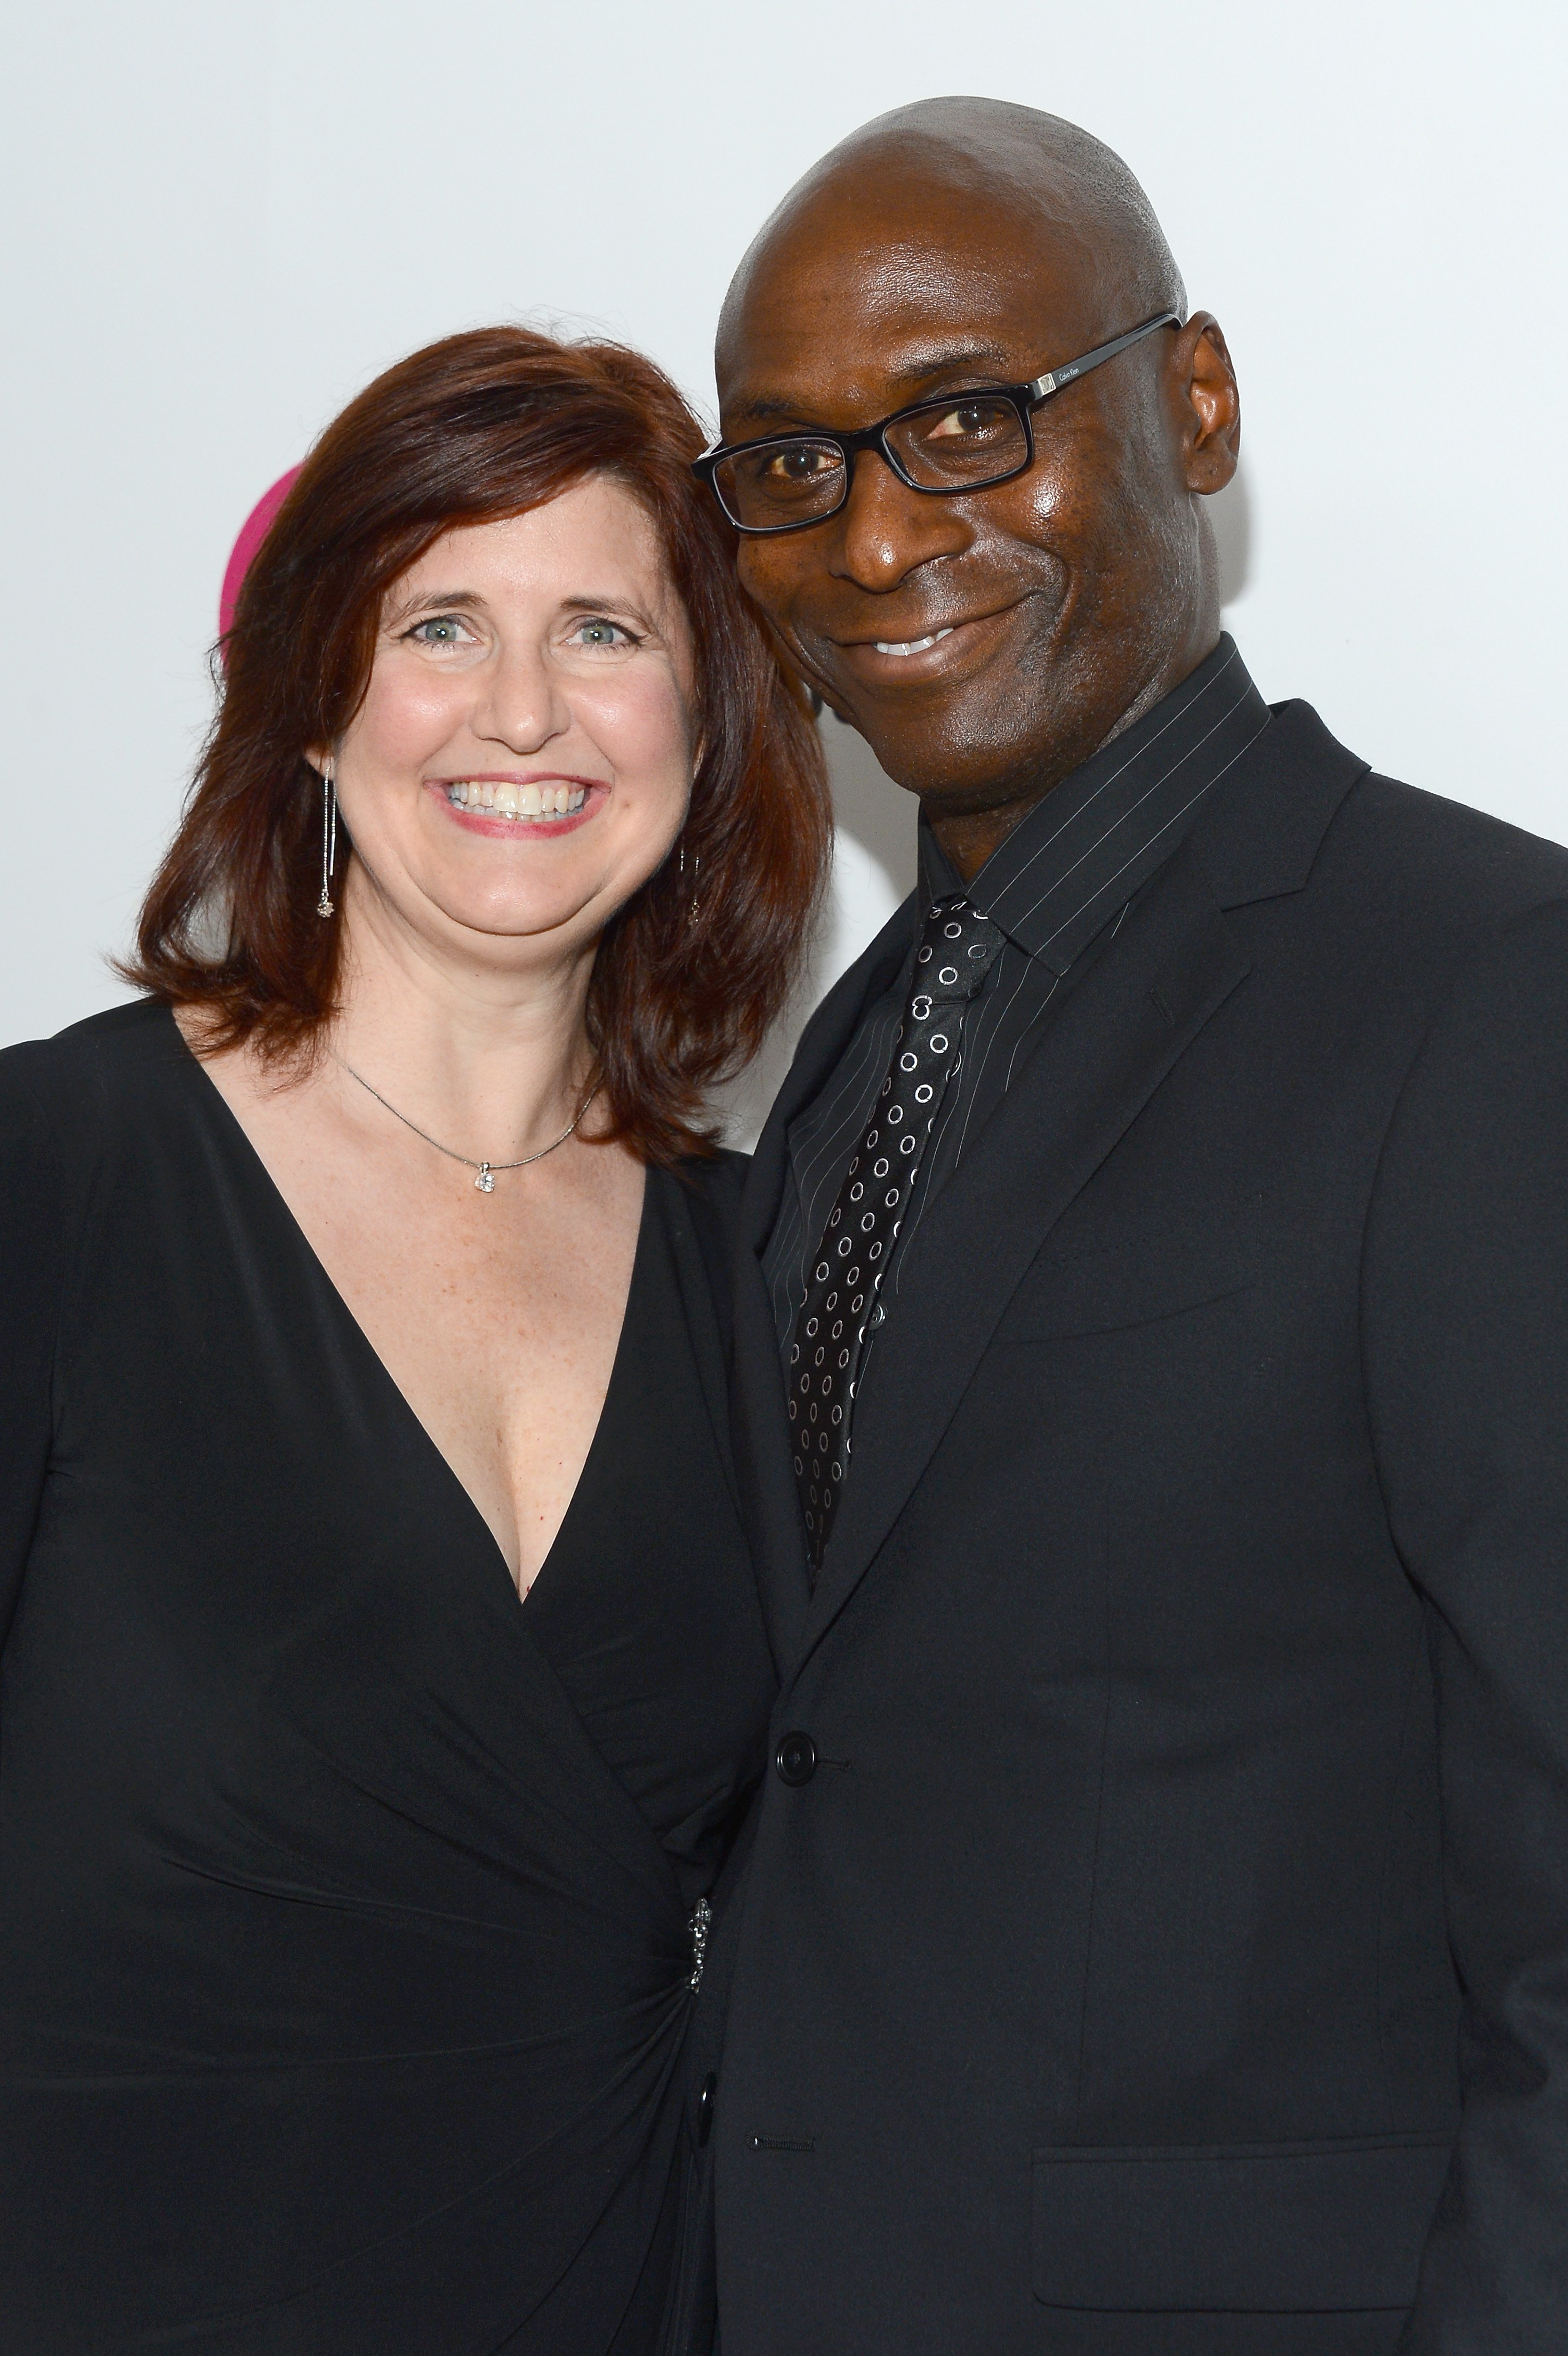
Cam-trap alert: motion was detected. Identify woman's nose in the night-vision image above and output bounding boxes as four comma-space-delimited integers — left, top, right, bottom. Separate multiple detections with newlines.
472, 645, 572, 752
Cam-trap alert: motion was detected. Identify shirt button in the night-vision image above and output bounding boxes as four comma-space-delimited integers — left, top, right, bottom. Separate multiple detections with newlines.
697, 2070, 717, 2148
775, 1732, 818, 1787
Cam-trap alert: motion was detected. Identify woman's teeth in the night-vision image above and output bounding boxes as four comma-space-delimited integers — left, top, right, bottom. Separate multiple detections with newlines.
446, 781, 587, 819
874, 628, 955, 657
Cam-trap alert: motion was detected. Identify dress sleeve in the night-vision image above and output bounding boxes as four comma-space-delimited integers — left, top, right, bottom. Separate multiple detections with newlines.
1362, 896, 1568, 2350
0, 1051, 68, 1655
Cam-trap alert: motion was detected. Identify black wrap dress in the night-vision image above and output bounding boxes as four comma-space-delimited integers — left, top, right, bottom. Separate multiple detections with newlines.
0, 1002, 774, 2353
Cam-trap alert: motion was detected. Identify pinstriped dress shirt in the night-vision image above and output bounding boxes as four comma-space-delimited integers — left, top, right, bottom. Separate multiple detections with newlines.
762, 634, 1273, 1352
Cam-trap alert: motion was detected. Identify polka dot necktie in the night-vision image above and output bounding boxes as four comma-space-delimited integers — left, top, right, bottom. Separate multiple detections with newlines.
788, 894, 1005, 1569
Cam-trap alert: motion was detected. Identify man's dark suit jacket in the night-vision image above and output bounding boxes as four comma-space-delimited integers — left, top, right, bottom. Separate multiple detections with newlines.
671, 699, 1568, 2356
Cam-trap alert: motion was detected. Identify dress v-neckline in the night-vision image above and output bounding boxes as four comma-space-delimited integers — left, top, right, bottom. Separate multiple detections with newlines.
169, 1011, 651, 1616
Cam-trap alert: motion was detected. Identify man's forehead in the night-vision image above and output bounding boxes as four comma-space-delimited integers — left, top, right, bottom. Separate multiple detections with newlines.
716, 186, 1107, 407
721, 346, 1014, 433
718, 261, 1088, 430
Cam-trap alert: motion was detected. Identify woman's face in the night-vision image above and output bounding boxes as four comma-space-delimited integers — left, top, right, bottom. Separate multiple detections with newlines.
325, 476, 695, 968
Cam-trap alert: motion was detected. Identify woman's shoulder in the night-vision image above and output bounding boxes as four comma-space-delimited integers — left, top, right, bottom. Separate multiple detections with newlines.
682, 1139, 751, 1192
0, 1006, 183, 1325
1, 1000, 187, 1159
652, 1145, 751, 1366
3, 995, 183, 1089
668, 1141, 750, 1233
652, 1141, 750, 1276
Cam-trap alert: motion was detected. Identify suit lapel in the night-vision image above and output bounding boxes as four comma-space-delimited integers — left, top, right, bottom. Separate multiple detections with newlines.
741, 893, 921, 1264
733, 902, 917, 1674
795, 847, 1251, 1667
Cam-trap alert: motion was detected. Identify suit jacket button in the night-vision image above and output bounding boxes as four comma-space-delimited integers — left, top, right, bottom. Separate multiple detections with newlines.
697, 2070, 717, 2148
775, 1731, 818, 1787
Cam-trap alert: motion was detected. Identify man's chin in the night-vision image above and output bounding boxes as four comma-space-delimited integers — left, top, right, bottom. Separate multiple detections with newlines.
826, 690, 1038, 803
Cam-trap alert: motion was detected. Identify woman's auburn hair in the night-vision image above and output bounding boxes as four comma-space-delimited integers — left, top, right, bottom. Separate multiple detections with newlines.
125, 325, 832, 1165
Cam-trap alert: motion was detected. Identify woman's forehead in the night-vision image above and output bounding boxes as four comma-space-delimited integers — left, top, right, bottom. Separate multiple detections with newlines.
401, 481, 668, 595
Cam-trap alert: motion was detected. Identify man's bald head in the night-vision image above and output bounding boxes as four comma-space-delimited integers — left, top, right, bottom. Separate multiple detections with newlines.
718, 98, 1185, 373
712, 98, 1240, 878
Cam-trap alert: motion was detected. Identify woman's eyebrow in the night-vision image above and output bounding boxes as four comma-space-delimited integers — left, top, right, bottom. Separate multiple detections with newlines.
384, 585, 485, 621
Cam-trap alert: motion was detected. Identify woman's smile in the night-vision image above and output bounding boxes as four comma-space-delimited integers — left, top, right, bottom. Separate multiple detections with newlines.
427, 774, 602, 838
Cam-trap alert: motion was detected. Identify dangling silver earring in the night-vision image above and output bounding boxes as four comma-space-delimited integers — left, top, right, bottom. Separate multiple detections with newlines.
316, 761, 337, 919
678, 843, 701, 927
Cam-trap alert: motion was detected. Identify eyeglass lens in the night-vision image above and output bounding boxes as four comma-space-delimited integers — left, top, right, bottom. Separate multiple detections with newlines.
714, 393, 1030, 530
715, 439, 846, 532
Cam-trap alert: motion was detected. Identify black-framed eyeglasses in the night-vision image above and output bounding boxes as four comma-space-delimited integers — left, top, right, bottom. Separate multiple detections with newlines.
694, 310, 1181, 536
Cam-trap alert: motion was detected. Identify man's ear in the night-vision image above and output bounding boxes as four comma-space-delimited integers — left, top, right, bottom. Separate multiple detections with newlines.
1177, 313, 1241, 496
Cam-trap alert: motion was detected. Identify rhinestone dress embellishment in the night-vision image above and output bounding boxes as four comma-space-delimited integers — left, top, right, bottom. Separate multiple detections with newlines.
688, 1896, 712, 1995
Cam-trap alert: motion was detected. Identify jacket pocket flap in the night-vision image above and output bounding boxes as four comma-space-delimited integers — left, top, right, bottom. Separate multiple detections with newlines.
1032, 2135, 1450, 2312
1004, 1202, 1259, 1341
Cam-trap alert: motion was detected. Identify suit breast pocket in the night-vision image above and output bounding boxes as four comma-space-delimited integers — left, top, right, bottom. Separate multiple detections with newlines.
1003, 1201, 1260, 1343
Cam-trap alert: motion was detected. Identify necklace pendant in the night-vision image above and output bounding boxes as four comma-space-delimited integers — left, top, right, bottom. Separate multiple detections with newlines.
475, 1163, 495, 1194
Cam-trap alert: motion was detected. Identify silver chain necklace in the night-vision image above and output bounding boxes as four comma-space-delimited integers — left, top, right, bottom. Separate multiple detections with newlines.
333, 1055, 600, 1193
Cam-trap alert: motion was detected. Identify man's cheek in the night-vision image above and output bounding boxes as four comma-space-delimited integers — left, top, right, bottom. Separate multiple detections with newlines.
736, 546, 792, 619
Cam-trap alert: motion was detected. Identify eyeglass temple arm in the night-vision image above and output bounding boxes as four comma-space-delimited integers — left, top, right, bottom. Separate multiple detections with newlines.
692, 308, 1185, 475
1026, 310, 1182, 404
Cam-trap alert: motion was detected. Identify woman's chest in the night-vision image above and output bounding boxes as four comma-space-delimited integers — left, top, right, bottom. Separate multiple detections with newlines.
40, 1127, 764, 1876
296, 1178, 644, 1592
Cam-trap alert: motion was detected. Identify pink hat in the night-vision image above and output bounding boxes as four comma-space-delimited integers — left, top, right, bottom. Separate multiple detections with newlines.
218, 465, 302, 642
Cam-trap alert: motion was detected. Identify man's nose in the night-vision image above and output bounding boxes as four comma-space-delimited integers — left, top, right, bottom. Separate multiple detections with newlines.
473, 644, 571, 752
830, 447, 970, 591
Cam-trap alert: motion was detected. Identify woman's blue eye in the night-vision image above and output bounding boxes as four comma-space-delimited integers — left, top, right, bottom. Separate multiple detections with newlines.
411, 616, 468, 645
577, 620, 626, 647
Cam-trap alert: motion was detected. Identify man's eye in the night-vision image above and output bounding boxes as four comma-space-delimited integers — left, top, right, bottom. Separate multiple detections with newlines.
925, 400, 1013, 442
766, 445, 839, 484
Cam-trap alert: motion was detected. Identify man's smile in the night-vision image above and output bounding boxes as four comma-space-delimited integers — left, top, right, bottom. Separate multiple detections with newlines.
829, 599, 1031, 688
873, 627, 954, 657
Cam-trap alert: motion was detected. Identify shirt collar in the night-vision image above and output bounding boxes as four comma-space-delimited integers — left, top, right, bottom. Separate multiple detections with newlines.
916, 636, 1272, 976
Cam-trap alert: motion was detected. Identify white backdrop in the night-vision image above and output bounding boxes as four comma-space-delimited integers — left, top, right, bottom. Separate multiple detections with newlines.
4, 0, 1564, 1130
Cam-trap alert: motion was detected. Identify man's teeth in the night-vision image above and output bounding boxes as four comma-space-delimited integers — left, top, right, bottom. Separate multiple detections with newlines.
873, 627, 956, 657
446, 781, 588, 818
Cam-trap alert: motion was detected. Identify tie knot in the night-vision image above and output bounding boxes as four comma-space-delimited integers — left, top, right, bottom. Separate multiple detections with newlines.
911, 897, 1004, 1007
